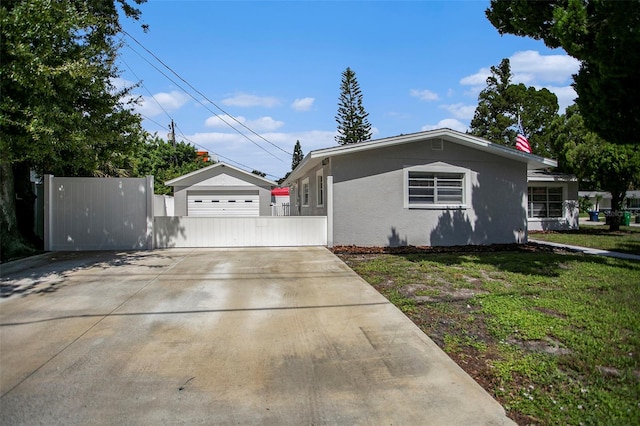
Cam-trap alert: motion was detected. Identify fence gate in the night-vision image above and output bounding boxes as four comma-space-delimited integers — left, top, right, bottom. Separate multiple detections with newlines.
44, 175, 154, 251
154, 216, 327, 248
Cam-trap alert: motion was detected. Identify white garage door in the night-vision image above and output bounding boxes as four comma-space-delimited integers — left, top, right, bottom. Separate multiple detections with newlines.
188, 192, 260, 216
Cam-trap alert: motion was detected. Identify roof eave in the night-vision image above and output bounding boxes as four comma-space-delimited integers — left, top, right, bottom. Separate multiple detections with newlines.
284, 128, 558, 183
165, 162, 277, 187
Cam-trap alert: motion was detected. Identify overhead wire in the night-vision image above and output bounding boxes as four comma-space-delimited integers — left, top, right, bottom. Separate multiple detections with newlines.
121, 41, 286, 163
120, 56, 174, 125
120, 41, 286, 165
121, 30, 292, 157
118, 55, 280, 179
173, 123, 280, 180
138, 113, 170, 131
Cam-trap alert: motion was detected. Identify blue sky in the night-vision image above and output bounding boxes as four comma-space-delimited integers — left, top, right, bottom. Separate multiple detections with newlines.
117, 0, 579, 181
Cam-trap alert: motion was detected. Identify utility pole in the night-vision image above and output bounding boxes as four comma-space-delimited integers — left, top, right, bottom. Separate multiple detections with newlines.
168, 120, 176, 146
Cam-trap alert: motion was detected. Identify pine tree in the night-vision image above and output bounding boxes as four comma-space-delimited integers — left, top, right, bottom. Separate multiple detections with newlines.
292, 140, 304, 170
468, 58, 558, 157
335, 67, 372, 145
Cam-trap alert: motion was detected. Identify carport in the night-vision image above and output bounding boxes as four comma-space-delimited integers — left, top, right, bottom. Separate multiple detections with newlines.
0, 247, 514, 425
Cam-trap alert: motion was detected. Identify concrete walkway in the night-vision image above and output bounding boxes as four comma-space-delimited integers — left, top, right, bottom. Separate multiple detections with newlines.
0, 248, 514, 425
529, 239, 640, 261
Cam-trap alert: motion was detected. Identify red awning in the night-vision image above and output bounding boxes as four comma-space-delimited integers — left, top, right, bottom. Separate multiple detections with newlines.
271, 187, 289, 196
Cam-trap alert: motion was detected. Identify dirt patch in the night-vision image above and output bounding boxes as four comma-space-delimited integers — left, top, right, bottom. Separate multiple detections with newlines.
334, 243, 580, 425
399, 283, 488, 303
507, 337, 572, 356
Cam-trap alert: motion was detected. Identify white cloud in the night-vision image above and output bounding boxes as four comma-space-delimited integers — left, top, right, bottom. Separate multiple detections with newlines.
421, 119, 468, 133
460, 67, 491, 88
205, 115, 284, 132
459, 50, 580, 112
291, 97, 315, 111
222, 93, 281, 108
440, 103, 476, 120
410, 89, 439, 101
111, 77, 137, 91
461, 50, 579, 90
134, 90, 190, 117
510, 50, 580, 84
205, 114, 245, 128
248, 116, 285, 131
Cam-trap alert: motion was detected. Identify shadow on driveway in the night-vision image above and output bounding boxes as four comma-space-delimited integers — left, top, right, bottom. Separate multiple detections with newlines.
1, 247, 514, 425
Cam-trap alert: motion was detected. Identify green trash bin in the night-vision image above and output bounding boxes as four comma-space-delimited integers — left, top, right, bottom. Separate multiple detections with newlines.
622, 211, 631, 226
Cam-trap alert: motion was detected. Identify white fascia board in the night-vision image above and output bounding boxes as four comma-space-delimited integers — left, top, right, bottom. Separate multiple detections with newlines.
284, 152, 322, 186
527, 171, 577, 182
285, 128, 557, 183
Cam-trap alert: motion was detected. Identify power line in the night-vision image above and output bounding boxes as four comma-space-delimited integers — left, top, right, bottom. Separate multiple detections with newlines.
121, 41, 285, 162
173, 123, 280, 180
138, 113, 169, 130
133, 111, 280, 179
120, 41, 285, 163
117, 37, 284, 179
121, 30, 292, 157
120, 56, 174, 124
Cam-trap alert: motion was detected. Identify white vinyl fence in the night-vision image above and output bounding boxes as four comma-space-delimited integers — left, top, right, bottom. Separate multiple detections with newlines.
154, 194, 175, 216
43, 175, 328, 251
271, 202, 290, 217
44, 175, 154, 251
154, 216, 327, 248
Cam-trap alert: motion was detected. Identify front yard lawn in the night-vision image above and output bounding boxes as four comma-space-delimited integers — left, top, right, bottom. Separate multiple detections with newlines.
336, 246, 640, 425
530, 225, 640, 255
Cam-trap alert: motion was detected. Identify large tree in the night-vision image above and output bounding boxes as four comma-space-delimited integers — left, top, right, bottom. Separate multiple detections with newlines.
469, 58, 559, 157
0, 0, 146, 261
486, 0, 640, 147
335, 67, 372, 145
549, 105, 640, 230
132, 134, 210, 195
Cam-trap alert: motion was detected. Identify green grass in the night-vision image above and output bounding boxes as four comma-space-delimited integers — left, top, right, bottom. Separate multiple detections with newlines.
342, 250, 640, 425
531, 224, 640, 255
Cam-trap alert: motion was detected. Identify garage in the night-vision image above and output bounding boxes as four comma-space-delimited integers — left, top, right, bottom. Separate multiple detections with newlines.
188, 191, 260, 216
166, 162, 276, 217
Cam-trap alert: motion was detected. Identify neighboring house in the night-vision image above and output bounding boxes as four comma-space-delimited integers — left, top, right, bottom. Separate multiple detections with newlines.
285, 128, 564, 247
578, 190, 640, 212
527, 171, 579, 231
166, 162, 276, 216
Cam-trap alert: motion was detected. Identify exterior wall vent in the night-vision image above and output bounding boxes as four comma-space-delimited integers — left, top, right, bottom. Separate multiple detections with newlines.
431, 139, 444, 151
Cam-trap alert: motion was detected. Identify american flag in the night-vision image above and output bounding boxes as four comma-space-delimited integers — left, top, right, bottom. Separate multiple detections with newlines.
515, 134, 532, 153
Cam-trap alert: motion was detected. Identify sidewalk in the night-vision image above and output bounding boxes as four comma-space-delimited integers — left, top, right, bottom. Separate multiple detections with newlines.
581, 219, 640, 227
529, 239, 640, 261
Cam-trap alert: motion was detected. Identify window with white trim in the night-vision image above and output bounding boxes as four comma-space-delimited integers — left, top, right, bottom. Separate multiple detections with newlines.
302, 178, 309, 207
407, 171, 464, 206
627, 198, 640, 209
528, 186, 563, 218
316, 170, 324, 207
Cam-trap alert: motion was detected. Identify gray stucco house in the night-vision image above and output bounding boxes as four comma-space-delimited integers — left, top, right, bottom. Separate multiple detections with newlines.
166, 162, 276, 217
285, 128, 571, 247
527, 170, 579, 231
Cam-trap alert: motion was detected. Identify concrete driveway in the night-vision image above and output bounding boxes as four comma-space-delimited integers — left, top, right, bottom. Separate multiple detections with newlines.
1, 247, 514, 425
